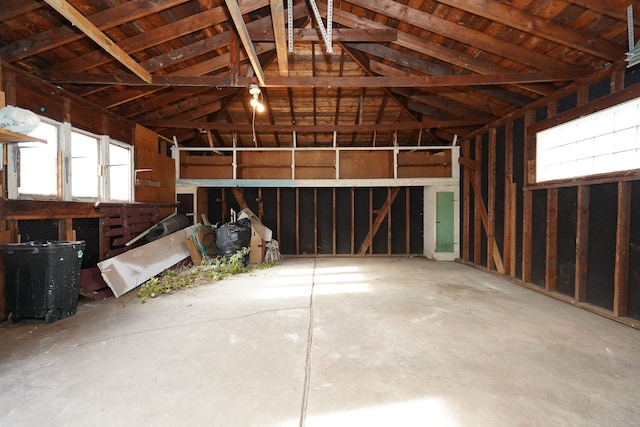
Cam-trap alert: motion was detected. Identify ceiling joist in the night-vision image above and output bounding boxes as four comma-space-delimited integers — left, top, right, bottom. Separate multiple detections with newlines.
39, 69, 589, 88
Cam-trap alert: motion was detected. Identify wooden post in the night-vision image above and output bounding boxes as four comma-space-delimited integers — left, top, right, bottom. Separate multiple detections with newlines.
332, 188, 337, 254
522, 111, 535, 283
351, 187, 355, 254
613, 181, 631, 317
406, 187, 410, 254
473, 135, 482, 265
545, 188, 558, 292
575, 185, 590, 302
387, 187, 392, 255
488, 128, 496, 270
296, 187, 300, 255
503, 121, 514, 276
277, 187, 281, 244
314, 187, 318, 255
369, 187, 373, 254
462, 141, 471, 262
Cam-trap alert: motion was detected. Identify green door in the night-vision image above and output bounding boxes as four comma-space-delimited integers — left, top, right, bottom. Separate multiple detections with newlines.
436, 192, 454, 252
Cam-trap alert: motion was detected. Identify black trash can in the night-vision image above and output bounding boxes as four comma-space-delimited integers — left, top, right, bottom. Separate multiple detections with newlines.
1, 240, 85, 324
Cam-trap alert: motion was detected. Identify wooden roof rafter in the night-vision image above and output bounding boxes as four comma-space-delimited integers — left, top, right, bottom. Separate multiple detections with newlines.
225, 0, 266, 85
42, 0, 152, 83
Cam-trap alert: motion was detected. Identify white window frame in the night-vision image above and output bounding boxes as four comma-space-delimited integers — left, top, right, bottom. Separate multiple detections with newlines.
104, 139, 134, 202
7, 115, 135, 202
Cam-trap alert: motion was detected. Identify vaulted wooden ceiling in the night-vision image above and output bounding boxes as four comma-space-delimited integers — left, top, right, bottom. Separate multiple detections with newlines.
0, 0, 635, 147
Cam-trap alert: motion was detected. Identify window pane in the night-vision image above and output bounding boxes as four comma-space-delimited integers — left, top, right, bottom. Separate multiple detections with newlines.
109, 143, 131, 201
19, 122, 58, 196
537, 97, 640, 182
71, 131, 99, 198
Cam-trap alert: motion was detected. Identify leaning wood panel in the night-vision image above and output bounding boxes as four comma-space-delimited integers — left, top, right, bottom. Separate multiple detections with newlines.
135, 124, 159, 152
613, 181, 631, 317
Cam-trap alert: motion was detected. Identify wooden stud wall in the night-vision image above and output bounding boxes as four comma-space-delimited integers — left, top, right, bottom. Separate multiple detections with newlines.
206, 186, 423, 256
460, 61, 640, 327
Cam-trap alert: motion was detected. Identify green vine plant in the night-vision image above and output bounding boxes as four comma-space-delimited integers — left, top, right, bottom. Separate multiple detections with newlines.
136, 247, 274, 303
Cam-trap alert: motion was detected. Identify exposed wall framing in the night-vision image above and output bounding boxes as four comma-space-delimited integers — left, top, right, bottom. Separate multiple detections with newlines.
460, 60, 640, 327
203, 186, 424, 256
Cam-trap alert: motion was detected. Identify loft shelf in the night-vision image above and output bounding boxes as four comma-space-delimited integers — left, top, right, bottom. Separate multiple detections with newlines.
0, 128, 46, 144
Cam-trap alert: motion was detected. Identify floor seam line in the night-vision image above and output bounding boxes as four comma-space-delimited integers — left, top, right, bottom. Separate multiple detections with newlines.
299, 257, 316, 427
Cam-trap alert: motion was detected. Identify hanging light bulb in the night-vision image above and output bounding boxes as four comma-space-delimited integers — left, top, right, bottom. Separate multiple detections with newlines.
248, 84, 265, 113
250, 97, 265, 113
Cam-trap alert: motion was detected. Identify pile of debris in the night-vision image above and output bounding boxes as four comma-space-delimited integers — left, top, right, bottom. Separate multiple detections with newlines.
94, 209, 279, 298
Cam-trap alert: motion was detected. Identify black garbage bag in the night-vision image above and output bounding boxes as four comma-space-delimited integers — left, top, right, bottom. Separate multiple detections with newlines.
215, 218, 252, 265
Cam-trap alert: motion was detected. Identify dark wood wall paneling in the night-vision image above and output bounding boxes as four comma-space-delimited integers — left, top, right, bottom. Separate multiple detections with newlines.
206, 187, 424, 256
4, 67, 134, 144
460, 63, 640, 326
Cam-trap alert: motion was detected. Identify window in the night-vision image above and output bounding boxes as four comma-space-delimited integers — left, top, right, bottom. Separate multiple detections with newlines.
8, 116, 134, 202
17, 120, 59, 197
107, 141, 133, 201
70, 130, 99, 199
536, 97, 640, 182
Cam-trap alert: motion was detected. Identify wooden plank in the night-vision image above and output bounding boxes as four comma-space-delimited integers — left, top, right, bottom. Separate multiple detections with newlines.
487, 128, 496, 271
42, 0, 152, 83
225, 0, 266, 85
346, 0, 574, 71
613, 181, 631, 317
230, 187, 249, 210
545, 188, 558, 292
358, 187, 400, 255
270, 0, 289, 76
469, 173, 505, 273
575, 185, 590, 302
435, 0, 623, 60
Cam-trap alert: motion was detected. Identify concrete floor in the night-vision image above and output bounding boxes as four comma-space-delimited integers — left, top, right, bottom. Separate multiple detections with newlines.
1, 257, 639, 427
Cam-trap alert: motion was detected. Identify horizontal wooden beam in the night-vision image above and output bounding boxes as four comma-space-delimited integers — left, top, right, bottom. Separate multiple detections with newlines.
251, 28, 398, 42
41, 69, 588, 88
142, 118, 490, 132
